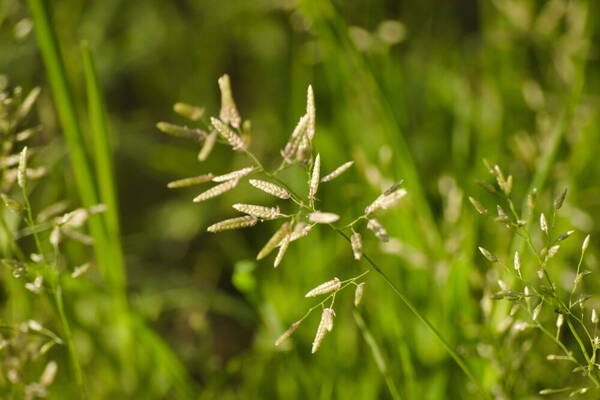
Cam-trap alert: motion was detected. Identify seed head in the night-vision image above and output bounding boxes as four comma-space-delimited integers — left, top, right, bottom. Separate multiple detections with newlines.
367, 218, 389, 242
582, 234, 590, 253
306, 85, 315, 141
556, 314, 564, 329
212, 167, 254, 182
275, 321, 301, 346
167, 173, 214, 189
364, 188, 407, 215
351, 231, 363, 260
513, 251, 521, 277
540, 212, 548, 234
217, 74, 241, 128
198, 131, 217, 161
308, 211, 339, 224
289, 222, 313, 242
321, 161, 354, 183
468, 196, 488, 215
193, 179, 239, 202
554, 187, 568, 210
249, 179, 290, 199
532, 303, 542, 320
478, 246, 497, 263
308, 154, 321, 200
556, 230, 574, 242
207, 216, 258, 232
274, 233, 290, 268
281, 114, 308, 162
156, 122, 206, 141
257, 222, 291, 260
211, 117, 245, 150
305, 277, 341, 297
546, 245, 560, 259
17, 146, 27, 188
233, 203, 281, 219
354, 282, 365, 306
312, 308, 335, 353
173, 102, 205, 121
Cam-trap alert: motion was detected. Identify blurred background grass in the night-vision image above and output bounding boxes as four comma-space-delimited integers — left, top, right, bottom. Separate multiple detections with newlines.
1, 0, 600, 398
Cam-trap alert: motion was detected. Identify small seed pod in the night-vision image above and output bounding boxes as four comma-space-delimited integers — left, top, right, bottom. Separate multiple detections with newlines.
257, 222, 291, 260
306, 85, 316, 141
173, 102, 205, 121
218, 74, 241, 129
468, 196, 488, 215
211, 117, 245, 150
233, 204, 281, 220
193, 179, 239, 202
249, 179, 291, 199
513, 251, 521, 277
305, 277, 341, 297
17, 146, 27, 188
156, 122, 207, 141
554, 187, 568, 210
364, 188, 407, 215
540, 213, 548, 234
478, 246, 497, 263
198, 131, 217, 161
207, 216, 258, 233
281, 115, 308, 162
354, 283, 365, 306
351, 232, 363, 260
308, 211, 339, 224
367, 218, 389, 242
274, 233, 290, 268
167, 173, 214, 189
212, 167, 254, 182
321, 161, 353, 183
312, 308, 335, 354
275, 321, 301, 346
592, 309, 598, 325
308, 154, 320, 200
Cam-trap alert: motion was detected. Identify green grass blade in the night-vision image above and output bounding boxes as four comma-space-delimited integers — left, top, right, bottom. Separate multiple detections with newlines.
26, 0, 112, 280
80, 41, 126, 291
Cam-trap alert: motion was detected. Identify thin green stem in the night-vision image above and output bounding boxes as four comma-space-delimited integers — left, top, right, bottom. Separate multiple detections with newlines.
334, 229, 491, 399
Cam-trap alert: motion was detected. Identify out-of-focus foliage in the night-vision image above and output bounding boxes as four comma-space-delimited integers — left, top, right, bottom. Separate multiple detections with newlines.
1, 0, 600, 398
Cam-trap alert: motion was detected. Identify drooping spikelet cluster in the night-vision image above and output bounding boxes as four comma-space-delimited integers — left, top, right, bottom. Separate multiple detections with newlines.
159, 75, 408, 354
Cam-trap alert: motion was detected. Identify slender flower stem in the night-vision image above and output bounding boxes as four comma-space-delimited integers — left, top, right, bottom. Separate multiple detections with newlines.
334, 229, 491, 399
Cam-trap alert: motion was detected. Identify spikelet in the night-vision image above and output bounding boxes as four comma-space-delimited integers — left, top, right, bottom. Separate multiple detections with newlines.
281, 115, 308, 161
592, 309, 599, 325
582, 234, 590, 253
321, 161, 353, 183
249, 179, 290, 199
354, 283, 365, 306
308, 211, 339, 224
312, 308, 334, 353
167, 173, 214, 188
212, 167, 254, 182
257, 222, 291, 260
308, 154, 321, 200
218, 74, 241, 128
305, 277, 341, 297
173, 102, 205, 121
364, 188, 407, 215
207, 216, 258, 233
468, 196, 488, 215
211, 117, 245, 150
556, 230, 574, 242
289, 222, 313, 242
540, 212, 548, 233
351, 231, 363, 260
367, 218, 389, 242
275, 321, 301, 346
17, 146, 27, 188
295, 134, 311, 164
514, 251, 521, 278
306, 85, 315, 140
554, 187, 568, 210
193, 179, 239, 202
274, 232, 290, 268
198, 131, 217, 161
233, 203, 281, 219
156, 122, 206, 141
478, 246, 498, 262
